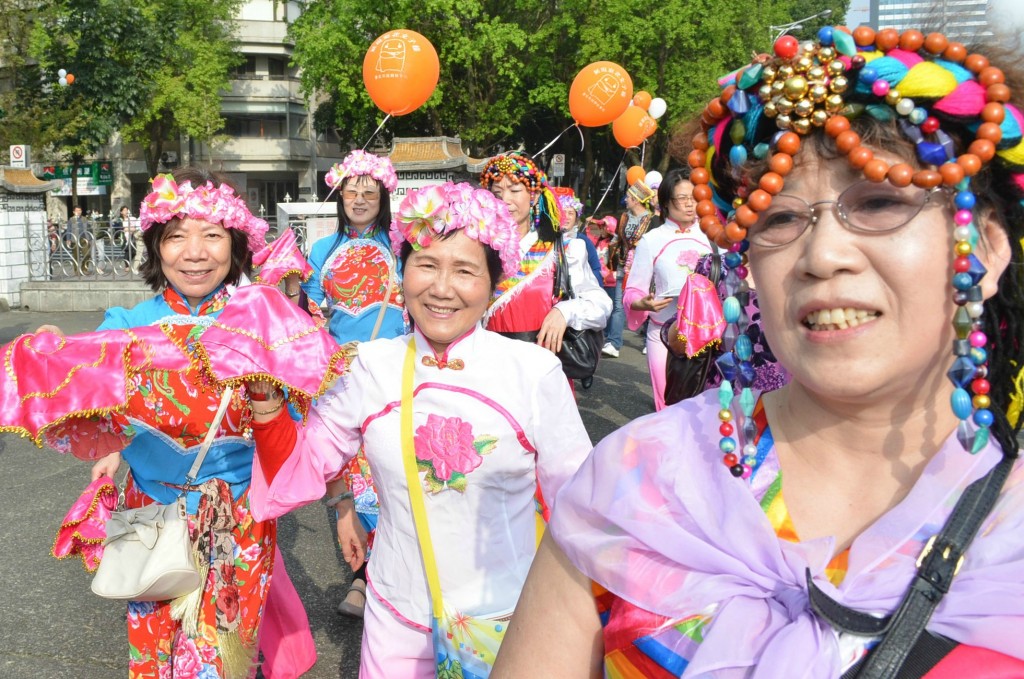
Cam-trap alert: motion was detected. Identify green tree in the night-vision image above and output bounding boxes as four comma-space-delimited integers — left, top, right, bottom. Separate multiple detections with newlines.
120, 0, 243, 178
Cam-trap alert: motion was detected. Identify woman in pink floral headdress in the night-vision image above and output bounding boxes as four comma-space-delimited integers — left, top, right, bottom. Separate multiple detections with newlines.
245, 183, 594, 677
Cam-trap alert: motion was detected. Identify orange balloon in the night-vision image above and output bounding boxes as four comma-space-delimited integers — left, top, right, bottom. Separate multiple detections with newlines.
362, 29, 439, 116
612, 105, 657, 149
633, 91, 652, 110
569, 61, 633, 127
626, 165, 646, 186
66, 73, 75, 85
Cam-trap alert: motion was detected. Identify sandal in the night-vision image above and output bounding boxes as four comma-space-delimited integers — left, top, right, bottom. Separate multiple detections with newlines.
337, 578, 366, 618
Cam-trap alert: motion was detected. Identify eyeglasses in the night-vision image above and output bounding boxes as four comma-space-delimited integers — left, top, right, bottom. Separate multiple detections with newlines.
747, 180, 945, 248
342, 189, 381, 202
672, 194, 696, 205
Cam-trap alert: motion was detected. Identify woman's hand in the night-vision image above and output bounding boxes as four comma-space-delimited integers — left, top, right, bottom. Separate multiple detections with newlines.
283, 272, 301, 300
335, 497, 367, 571
35, 324, 64, 336
247, 380, 286, 424
537, 308, 568, 353
631, 293, 673, 313
91, 451, 121, 481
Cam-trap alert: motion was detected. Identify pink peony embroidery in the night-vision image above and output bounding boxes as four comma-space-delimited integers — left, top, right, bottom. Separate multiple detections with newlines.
415, 414, 480, 481
676, 248, 700, 271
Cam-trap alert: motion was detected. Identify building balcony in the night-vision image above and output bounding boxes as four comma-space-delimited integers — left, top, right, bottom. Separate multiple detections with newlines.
226, 77, 303, 103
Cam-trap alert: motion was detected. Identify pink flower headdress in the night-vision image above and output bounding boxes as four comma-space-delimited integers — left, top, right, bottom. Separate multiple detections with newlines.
390, 182, 521, 278
139, 174, 269, 252
325, 149, 398, 193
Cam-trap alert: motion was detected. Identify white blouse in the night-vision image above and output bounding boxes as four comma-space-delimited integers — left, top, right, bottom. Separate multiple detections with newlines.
249, 325, 593, 627
627, 220, 712, 325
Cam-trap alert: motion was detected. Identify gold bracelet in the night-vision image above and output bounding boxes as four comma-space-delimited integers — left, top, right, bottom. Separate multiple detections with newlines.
252, 402, 284, 417
286, 291, 300, 298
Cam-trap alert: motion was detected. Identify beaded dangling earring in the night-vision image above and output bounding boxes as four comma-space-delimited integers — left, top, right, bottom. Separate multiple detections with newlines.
948, 180, 992, 453
530, 201, 540, 231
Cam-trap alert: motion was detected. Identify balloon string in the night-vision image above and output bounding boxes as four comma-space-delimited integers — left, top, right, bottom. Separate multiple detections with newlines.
307, 169, 346, 222
590, 150, 629, 216
532, 123, 577, 159
640, 140, 646, 166
362, 114, 392, 151
575, 124, 585, 151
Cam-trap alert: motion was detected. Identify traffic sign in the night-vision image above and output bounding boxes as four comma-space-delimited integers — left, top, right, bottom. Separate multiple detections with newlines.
9, 145, 29, 168
551, 153, 565, 178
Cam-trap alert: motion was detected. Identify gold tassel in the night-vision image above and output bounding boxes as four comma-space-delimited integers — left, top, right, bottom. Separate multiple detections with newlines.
1009, 361, 1024, 428
169, 551, 208, 636
218, 629, 257, 679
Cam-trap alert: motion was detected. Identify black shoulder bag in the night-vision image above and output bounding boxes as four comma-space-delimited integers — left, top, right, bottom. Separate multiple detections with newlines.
661, 243, 722, 406
551, 236, 604, 380
808, 449, 1015, 679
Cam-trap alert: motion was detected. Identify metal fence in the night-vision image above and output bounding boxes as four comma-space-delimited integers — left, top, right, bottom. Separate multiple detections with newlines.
29, 219, 147, 281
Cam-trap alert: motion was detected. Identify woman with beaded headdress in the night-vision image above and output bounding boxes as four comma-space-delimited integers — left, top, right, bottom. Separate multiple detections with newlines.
479, 152, 610, 369
495, 27, 1024, 676
244, 183, 593, 676
300, 149, 405, 618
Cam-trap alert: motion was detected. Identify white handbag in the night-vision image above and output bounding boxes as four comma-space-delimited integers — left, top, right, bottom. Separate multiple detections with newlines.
90, 388, 234, 601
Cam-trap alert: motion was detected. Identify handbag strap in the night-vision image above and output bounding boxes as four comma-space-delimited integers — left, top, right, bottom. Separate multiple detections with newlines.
552, 236, 575, 302
368, 258, 397, 342
807, 452, 1015, 679
184, 386, 236, 486
400, 338, 445, 619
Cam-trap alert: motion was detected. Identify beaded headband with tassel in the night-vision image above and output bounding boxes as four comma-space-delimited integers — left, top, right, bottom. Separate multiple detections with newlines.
690, 26, 1024, 476
480, 151, 562, 234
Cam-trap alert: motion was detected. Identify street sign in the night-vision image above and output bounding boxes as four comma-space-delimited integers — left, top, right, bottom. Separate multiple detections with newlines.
551, 153, 565, 178
9, 145, 29, 168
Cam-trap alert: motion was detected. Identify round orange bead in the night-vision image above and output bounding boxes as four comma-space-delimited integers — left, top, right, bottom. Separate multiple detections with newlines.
700, 215, 722, 236
720, 85, 736, 104
835, 130, 861, 154
758, 172, 785, 195
965, 53, 990, 73
769, 153, 793, 176
747, 189, 773, 212
876, 28, 900, 52
939, 162, 965, 186
957, 153, 982, 176
987, 84, 1011, 103
887, 163, 915, 187
943, 42, 967, 63
708, 98, 727, 119
899, 30, 924, 52
968, 139, 995, 162
693, 184, 713, 202
692, 132, 709, 151
691, 167, 710, 185
735, 205, 759, 227
696, 199, 717, 217
853, 26, 876, 47
688, 150, 706, 169
976, 122, 1003, 144
824, 115, 851, 138
979, 66, 1005, 87
848, 146, 874, 169
725, 221, 748, 243
776, 132, 801, 156
981, 102, 1006, 124
911, 170, 942, 189
864, 158, 890, 182
923, 32, 948, 55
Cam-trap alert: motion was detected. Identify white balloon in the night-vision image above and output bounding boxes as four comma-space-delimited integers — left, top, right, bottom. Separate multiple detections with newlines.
58, 68, 67, 77
645, 171, 663, 189
649, 97, 667, 120
58, 77, 68, 86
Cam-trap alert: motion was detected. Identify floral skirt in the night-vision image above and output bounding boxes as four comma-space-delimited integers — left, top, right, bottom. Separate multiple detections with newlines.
124, 479, 276, 679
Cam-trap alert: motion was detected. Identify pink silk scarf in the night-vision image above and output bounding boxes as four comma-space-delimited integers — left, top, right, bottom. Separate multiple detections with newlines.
675, 272, 725, 358
252, 228, 313, 286
0, 284, 352, 459
51, 476, 118, 572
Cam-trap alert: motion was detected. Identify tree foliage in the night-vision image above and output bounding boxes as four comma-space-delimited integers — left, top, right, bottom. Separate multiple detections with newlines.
0, 0, 241, 179
290, 0, 849, 208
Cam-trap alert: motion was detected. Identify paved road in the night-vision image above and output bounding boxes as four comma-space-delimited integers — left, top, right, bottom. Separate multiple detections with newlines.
0, 309, 654, 678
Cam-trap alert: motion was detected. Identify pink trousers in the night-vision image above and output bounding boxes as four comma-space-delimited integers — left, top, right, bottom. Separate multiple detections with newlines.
645, 321, 669, 411
359, 585, 434, 678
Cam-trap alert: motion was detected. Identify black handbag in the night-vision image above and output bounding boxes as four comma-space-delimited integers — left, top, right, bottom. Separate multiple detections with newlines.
551, 237, 603, 380
662, 243, 722, 406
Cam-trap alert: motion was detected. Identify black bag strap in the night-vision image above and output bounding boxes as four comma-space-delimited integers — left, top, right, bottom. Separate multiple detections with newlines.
807, 450, 1015, 679
552, 236, 575, 301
